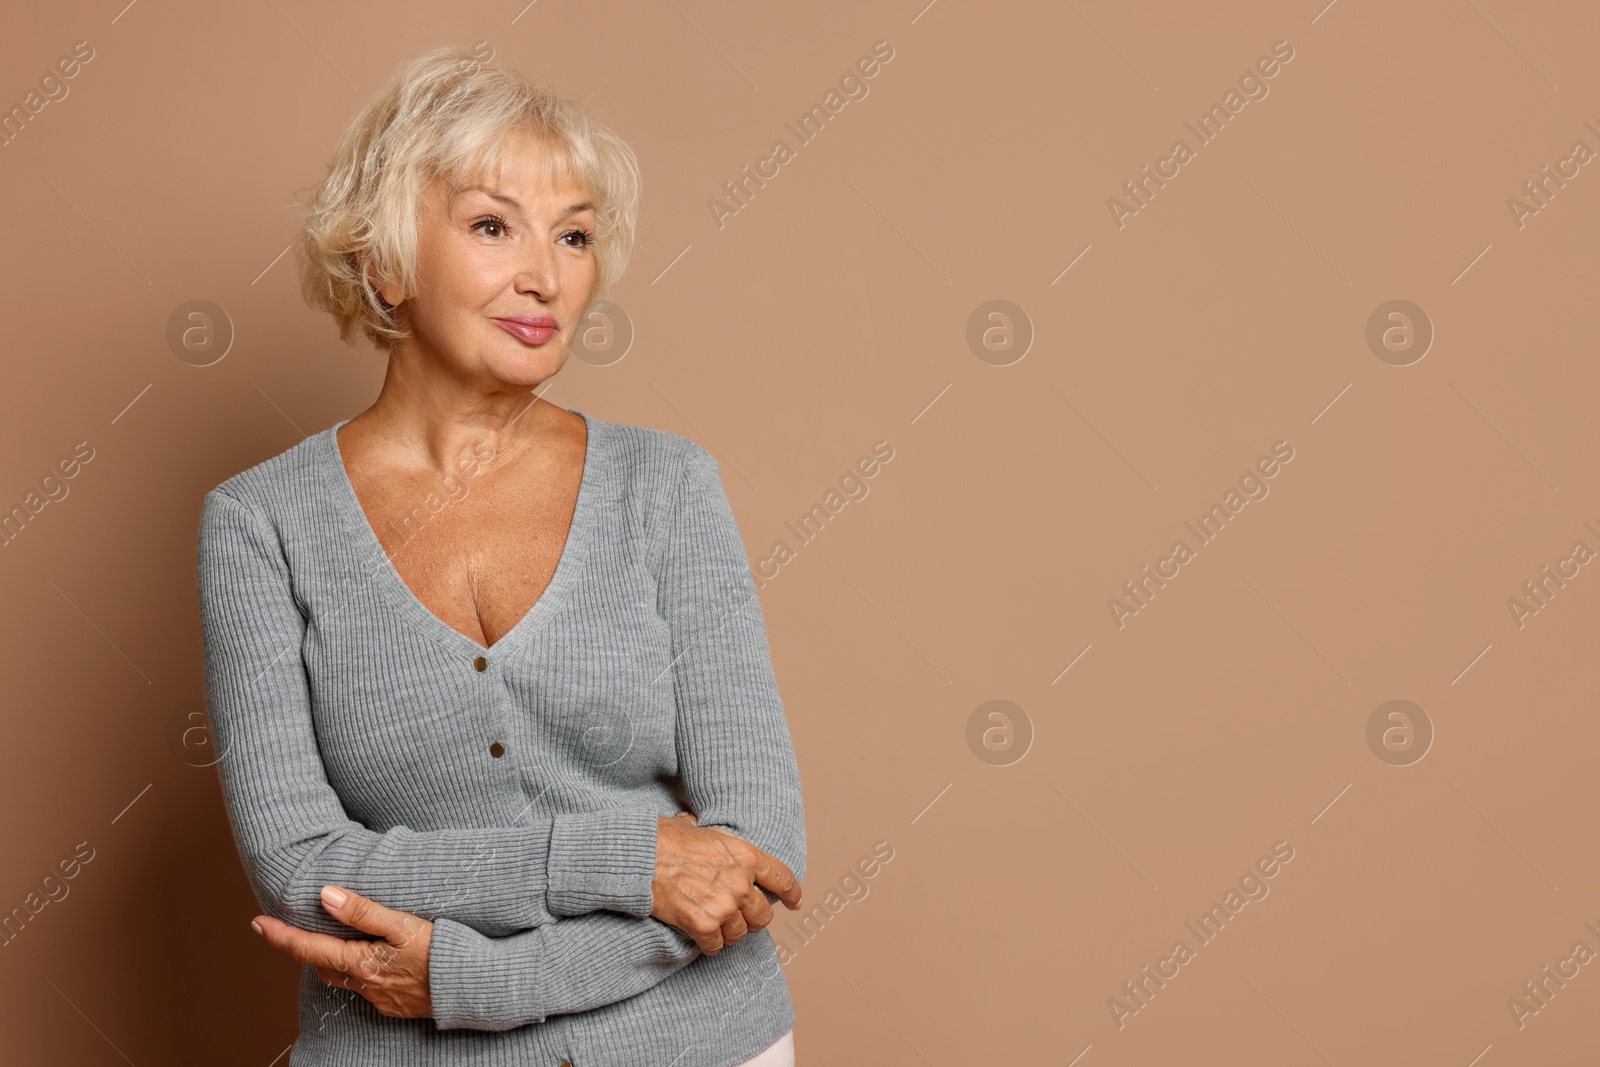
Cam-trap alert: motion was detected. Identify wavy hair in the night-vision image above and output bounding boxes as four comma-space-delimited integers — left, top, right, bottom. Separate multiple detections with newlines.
295, 44, 641, 351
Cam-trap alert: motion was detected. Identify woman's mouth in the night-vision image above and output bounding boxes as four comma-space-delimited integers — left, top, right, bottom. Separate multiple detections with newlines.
491, 316, 559, 346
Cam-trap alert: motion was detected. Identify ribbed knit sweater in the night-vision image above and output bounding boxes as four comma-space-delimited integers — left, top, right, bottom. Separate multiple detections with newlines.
196, 407, 806, 1066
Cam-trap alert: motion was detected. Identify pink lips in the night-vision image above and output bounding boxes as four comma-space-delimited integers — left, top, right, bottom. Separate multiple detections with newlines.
491, 316, 558, 346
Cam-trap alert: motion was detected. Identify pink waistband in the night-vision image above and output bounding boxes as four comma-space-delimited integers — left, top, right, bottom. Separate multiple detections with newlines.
732, 1027, 795, 1067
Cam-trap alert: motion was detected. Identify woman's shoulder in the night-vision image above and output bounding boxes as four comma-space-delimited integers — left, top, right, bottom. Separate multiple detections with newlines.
589, 411, 717, 493
202, 423, 338, 522
587, 413, 733, 553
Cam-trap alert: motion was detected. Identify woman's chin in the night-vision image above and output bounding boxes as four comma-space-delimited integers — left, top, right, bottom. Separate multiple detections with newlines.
483, 348, 568, 387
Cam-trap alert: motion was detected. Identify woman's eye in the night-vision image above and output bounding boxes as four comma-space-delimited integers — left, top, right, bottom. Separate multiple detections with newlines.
472, 216, 508, 238
562, 229, 595, 249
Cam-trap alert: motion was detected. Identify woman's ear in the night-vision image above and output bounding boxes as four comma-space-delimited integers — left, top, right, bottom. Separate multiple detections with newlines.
362, 256, 403, 311
379, 282, 403, 309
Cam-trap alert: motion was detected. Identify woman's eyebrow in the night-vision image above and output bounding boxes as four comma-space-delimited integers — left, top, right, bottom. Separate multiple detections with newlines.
459, 184, 595, 216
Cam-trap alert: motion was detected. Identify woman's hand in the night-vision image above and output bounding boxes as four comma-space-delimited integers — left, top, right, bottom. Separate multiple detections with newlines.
652, 811, 803, 955
252, 885, 434, 1019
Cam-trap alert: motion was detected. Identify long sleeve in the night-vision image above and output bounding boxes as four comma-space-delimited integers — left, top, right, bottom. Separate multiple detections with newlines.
197, 487, 661, 940
426, 442, 807, 1029
656, 445, 807, 892
428, 912, 700, 1029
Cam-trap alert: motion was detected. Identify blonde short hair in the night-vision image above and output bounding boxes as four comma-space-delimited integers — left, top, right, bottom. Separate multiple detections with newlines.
296, 44, 641, 351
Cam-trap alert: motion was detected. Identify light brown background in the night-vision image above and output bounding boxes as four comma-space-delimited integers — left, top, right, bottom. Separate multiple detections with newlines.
1, 0, 1597, 1063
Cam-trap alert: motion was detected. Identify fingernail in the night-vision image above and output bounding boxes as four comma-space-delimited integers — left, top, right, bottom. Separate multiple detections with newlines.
250, 920, 263, 936
321, 885, 348, 909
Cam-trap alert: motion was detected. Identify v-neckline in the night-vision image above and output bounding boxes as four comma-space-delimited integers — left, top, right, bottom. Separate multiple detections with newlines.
321, 406, 602, 659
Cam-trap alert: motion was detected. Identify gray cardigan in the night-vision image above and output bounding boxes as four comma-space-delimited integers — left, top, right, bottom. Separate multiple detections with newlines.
196, 408, 806, 1066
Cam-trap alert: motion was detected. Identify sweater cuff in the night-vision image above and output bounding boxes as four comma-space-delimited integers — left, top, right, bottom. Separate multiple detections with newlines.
545, 808, 659, 919
429, 917, 540, 1031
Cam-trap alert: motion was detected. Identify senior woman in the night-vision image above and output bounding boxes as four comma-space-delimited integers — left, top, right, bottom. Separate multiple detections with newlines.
196, 45, 806, 1067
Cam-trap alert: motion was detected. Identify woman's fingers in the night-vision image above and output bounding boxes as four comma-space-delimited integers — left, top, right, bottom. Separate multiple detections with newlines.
319, 885, 425, 947
749, 852, 802, 910
736, 880, 776, 933
697, 862, 776, 953
686, 914, 726, 955
652, 815, 806, 951
701, 826, 803, 910
717, 909, 750, 951
252, 901, 434, 1019
254, 914, 380, 979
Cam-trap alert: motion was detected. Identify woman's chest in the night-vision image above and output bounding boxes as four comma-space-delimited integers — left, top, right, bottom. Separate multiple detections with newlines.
296, 558, 680, 828
354, 460, 584, 651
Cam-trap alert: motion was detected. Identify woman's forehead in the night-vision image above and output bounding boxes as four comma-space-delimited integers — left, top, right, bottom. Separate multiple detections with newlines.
459, 132, 587, 192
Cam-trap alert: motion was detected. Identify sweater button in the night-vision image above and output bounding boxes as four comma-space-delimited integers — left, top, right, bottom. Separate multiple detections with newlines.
489, 741, 506, 758
473, 656, 487, 672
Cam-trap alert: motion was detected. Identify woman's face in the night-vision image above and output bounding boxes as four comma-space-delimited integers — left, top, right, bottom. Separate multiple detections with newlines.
381, 131, 598, 390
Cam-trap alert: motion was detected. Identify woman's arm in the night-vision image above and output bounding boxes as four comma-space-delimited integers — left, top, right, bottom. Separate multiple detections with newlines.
652, 444, 807, 895
425, 442, 808, 1029
260, 834, 787, 1029
198, 487, 660, 939
247, 884, 704, 1028
427, 911, 701, 1029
